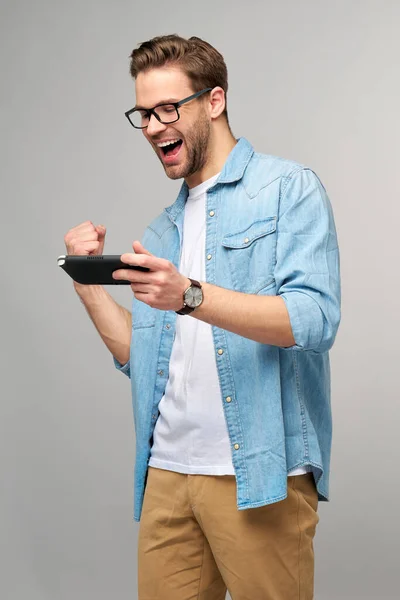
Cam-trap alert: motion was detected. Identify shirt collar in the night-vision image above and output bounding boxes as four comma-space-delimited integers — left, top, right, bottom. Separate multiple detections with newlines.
165, 137, 254, 222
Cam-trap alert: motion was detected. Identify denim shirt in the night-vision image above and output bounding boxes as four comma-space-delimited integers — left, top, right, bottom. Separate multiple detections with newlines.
114, 137, 341, 522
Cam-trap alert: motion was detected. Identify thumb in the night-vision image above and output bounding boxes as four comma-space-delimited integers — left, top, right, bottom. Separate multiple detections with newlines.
96, 225, 106, 238
96, 225, 106, 254
132, 240, 152, 255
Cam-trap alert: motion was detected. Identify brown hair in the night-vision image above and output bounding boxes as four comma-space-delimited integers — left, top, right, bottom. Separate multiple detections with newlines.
129, 34, 229, 121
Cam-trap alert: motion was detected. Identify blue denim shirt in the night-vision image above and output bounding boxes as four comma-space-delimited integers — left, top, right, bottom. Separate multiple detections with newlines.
114, 138, 341, 522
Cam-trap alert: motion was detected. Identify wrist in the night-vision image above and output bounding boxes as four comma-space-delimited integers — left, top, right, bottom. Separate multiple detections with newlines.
176, 277, 204, 315
176, 277, 190, 312
74, 281, 105, 300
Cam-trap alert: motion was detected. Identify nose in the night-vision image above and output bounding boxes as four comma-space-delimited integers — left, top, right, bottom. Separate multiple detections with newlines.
146, 112, 167, 137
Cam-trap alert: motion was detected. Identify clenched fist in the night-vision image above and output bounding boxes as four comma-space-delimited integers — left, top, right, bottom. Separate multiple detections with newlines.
64, 220, 106, 256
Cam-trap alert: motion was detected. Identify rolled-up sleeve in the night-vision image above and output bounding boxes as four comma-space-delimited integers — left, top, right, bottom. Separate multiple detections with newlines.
113, 355, 131, 378
275, 168, 341, 353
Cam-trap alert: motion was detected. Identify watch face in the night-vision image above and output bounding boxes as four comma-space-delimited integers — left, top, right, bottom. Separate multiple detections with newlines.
185, 285, 203, 308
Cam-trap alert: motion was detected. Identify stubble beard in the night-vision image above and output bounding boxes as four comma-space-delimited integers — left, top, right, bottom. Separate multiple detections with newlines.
161, 111, 211, 181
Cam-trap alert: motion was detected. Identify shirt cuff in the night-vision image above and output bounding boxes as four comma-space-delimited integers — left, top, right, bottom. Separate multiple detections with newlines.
113, 355, 131, 378
280, 292, 324, 351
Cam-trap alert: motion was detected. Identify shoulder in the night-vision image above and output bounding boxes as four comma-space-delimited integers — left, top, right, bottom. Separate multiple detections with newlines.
243, 150, 323, 198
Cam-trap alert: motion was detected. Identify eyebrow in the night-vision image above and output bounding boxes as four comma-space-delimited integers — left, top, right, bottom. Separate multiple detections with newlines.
133, 98, 179, 110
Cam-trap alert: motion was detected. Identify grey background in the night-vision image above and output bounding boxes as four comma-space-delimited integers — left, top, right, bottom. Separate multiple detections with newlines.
1, 0, 398, 598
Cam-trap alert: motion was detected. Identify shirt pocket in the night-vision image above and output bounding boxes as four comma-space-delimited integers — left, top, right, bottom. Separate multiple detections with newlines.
221, 216, 277, 294
132, 296, 156, 329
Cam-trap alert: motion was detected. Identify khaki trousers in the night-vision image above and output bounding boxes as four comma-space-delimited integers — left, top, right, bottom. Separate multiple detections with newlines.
138, 466, 319, 600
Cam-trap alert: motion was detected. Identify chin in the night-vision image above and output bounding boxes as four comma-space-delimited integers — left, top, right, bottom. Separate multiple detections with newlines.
163, 164, 188, 180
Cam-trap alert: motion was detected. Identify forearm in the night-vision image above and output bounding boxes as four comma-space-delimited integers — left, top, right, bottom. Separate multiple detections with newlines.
74, 283, 131, 365
191, 282, 295, 347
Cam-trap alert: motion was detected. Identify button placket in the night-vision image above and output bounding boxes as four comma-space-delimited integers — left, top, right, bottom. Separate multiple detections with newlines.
205, 189, 217, 279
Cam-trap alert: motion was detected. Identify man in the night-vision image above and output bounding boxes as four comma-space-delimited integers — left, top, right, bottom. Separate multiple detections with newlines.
64, 34, 341, 600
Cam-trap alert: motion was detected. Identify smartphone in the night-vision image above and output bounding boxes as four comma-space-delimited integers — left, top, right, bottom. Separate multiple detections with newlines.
57, 254, 149, 285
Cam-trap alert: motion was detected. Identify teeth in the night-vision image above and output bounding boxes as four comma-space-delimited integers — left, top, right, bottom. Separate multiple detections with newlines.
157, 139, 181, 148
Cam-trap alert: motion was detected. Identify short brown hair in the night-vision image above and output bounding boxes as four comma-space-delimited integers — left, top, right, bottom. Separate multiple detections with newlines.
129, 34, 229, 120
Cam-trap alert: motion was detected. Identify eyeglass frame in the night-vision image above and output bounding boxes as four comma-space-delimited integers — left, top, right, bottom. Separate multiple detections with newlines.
124, 87, 213, 129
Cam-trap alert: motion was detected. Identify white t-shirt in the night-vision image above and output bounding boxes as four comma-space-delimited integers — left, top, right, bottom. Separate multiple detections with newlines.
149, 174, 309, 477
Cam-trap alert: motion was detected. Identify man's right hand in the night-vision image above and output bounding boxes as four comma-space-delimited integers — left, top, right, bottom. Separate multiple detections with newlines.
64, 220, 106, 256
63, 221, 131, 364
64, 221, 107, 293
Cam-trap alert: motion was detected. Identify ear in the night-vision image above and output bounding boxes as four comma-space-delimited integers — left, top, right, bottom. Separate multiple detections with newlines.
208, 87, 226, 120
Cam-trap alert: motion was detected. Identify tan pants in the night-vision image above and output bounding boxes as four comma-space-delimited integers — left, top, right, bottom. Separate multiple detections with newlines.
138, 466, 320, 600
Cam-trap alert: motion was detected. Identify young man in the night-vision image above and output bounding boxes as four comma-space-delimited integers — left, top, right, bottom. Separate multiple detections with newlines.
65, 35, 341, 600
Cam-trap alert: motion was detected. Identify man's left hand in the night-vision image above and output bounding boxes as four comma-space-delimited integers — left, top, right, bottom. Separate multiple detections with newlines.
113, 241, 190, 311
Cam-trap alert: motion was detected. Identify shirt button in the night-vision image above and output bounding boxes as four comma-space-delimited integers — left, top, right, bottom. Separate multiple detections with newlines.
158, 370, 164, 376
152, 414, 157, 420
165, 324, 171, 330
207, 254, 212, 260
234, 444, 240, 450
217, 349, 224, 355
226, 396, 232, 403
244, 237, 249, 243
209, 210, 215, 217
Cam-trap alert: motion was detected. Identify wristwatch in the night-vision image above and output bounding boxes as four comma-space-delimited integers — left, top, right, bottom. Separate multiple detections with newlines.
176, 278, 203, 315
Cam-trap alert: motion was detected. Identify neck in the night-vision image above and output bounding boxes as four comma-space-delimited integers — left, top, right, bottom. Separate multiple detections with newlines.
185, 124, 237, 189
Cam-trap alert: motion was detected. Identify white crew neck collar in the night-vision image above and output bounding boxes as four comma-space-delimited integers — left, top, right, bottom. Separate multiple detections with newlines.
187, 173, 221, 200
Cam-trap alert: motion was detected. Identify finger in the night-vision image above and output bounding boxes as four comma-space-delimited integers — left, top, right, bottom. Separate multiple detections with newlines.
132, 240, 153, 256
75, 230, 99, 242
129, 272, 154, 284
95, 225, 106, 253
65, 226, 96, 245
113, 269, 152, 283
67, 237, 100, 257
120, 252, 162, 271
112, 269, 147, 282
133, 290, 152, 304
73, 220, 97, 233
69, 241, 100, 254
130, 284, 150, 294
95, 225, 106, 235
72, 226, 105, 242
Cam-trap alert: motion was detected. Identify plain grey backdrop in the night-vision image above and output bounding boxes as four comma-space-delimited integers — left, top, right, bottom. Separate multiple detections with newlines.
1, 0, 399, 598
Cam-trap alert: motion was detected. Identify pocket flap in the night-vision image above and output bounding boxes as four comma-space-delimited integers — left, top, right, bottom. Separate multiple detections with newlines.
221, 217, 276, 249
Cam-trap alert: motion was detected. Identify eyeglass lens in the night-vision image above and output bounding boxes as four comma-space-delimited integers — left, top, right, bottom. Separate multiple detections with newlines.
130, 105, 179, 128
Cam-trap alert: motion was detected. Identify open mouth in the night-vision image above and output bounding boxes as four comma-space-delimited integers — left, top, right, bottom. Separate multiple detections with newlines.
159, 139, 183, 158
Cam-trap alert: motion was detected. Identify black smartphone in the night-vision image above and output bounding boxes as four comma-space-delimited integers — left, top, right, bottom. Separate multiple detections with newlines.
57, 254, 149, 285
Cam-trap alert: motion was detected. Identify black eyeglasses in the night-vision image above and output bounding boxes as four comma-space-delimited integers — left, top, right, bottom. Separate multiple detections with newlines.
124, 87, 213, 129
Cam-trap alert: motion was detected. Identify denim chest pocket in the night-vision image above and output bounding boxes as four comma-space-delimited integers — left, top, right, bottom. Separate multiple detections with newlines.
132, 296, 156, 329
221, 217, 277, 294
